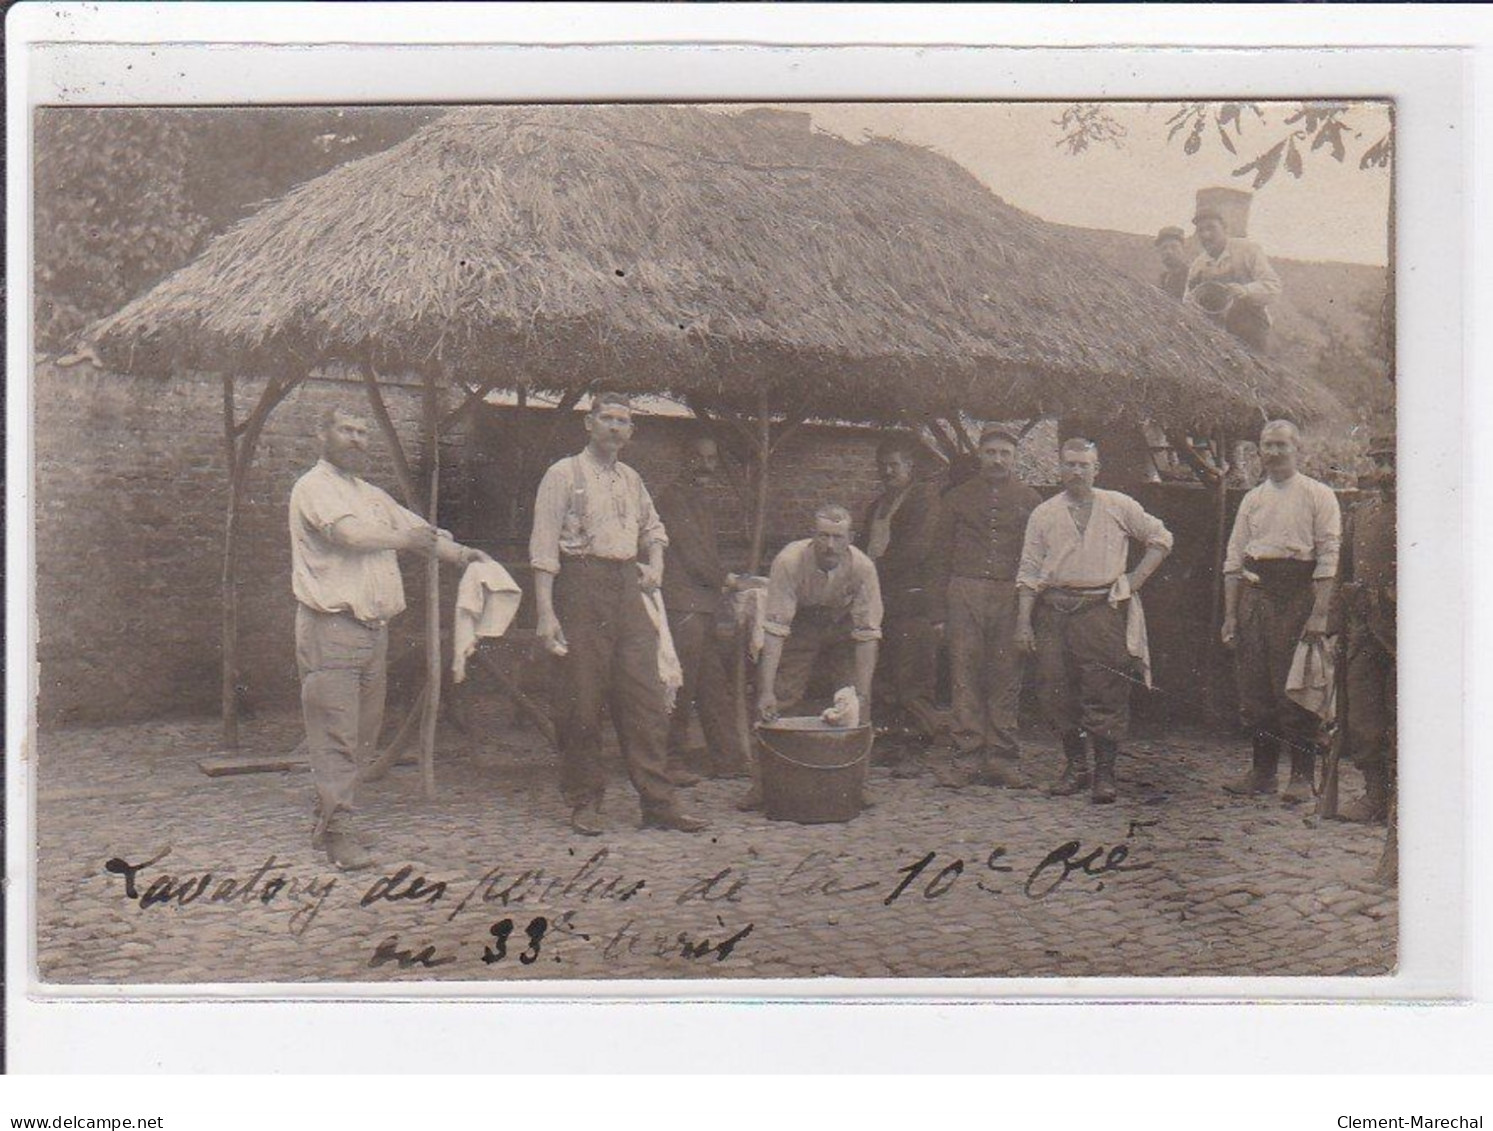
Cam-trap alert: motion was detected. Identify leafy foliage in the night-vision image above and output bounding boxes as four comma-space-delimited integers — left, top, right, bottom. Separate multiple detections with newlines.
1053, 104, 1127, 156
1057, 100, 1393, 190
34, 111, 209, 352
34, 107, 441, 354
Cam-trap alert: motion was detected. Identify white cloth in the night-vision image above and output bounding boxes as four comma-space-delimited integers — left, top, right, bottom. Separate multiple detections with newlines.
1286, 636, 1337, 723
641, 589, 684, 711
732, 580, 770, 661
820, 686, 862, 729
452, 561, 522, 683
1107, 574, 1153, 690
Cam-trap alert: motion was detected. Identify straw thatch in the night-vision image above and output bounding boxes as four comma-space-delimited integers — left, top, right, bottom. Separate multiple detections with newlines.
89, 104, 1338, 431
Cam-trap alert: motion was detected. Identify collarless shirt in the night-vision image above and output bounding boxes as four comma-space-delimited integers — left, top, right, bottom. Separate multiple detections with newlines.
1223, 472, 1342, 580
289, 459, 427, 621
529, 447, 668, 574
1017, 488, 1173, 592
1185, 237, 1283, 306
762, 540, 883, 642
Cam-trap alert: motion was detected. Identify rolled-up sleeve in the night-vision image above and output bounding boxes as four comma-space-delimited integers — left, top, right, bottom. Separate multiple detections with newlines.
293, 475, 355, 539
528, 463, 570, 575
1241, 243, 1283, 303
1313, 486, 1343, 580
850, 558, 884, 642
762, 548, 800, 638
635, 475, 668, 553
1016, 509, 1048, 591
1223, 494, 1252, 576
1120, 496, 1174, 552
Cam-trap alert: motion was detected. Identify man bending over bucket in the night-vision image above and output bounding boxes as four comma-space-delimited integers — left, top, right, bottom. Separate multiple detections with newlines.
743, 505, 883, 810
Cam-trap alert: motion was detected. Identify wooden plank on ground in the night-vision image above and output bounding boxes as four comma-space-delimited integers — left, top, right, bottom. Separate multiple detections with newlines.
197, 754, 309, 777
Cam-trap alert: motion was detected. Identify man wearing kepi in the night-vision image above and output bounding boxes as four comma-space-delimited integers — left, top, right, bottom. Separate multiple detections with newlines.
1154, 225, 1191, 301
859, 433, 943, 773
929, 425, 1043, 789
756, 504, 883, 727
530, 392, 706, 836
291, 407, 491, 871
654, 433, 749, 783
1221, 419, 1341, 805
1016, 438, 1173, 805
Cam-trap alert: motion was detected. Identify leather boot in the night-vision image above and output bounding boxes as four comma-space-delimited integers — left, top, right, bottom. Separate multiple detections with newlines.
1223, 734, 1280, 796
1048, 731, 1090, 797
1337, 763, 1390, 824
1091, 736, 1119, 805
1280, 743, 1317, 805
980, 748, 1031, 790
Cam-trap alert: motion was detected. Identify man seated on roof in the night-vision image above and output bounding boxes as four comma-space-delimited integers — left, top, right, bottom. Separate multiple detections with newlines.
746, 504, 883, 808
1185, 207, 1283, 352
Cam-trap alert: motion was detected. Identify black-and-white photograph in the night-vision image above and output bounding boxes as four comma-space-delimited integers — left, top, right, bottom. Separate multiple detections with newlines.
29, 97, 1397, 985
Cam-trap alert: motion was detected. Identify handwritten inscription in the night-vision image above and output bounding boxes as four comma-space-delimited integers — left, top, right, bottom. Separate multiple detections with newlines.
101, 828, 1154, 971
104, 848, 337, 936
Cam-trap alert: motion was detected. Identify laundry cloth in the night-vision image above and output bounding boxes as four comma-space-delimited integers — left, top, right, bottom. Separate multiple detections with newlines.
452, 561, 522, 683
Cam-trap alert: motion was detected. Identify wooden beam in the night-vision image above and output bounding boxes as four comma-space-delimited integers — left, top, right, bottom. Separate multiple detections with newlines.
418, 365, 442, 799
358, 362, 419, 507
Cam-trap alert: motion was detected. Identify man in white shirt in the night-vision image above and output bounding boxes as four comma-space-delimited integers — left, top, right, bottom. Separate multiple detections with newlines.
1016, 439, 1173, 804
1221, 419, 1342, 804
530, 392, 706, 837
1186, 207, 1283, 352
290, 407, 490, 871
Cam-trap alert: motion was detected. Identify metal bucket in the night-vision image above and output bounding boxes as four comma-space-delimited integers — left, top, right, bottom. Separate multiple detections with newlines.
755, 717, 872, 824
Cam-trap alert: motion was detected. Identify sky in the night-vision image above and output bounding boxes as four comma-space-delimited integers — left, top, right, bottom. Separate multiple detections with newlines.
747, 101, 1392, 267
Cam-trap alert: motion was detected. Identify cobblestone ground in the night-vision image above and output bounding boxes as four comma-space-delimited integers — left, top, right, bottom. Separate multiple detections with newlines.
31, 704, 1396, 986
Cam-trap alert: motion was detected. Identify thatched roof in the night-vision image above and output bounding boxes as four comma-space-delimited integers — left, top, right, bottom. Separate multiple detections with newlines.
88, 104, 1338, 431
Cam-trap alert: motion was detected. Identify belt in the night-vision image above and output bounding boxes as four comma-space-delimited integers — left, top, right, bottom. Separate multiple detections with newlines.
303, 605, 388, 631
561, 554, 637, 567
1241, 556, 1316, 591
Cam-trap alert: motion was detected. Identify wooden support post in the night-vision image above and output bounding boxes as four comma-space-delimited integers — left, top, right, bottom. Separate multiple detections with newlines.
359, 362, 418, 507
219, 371, 299, 750
360, 684, 429, 783
419, 366, 442, 799
474, 650, 558, 748
1211, 431, 1233, 717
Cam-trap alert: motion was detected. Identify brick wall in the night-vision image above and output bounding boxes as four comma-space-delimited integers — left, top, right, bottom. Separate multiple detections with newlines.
33, 361, 444, 725
32, 368, 908, 725
34, 364, 1227, 728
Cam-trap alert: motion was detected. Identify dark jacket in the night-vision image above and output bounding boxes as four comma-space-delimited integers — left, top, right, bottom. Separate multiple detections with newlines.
930, 474, 1043, 622
858, 480, 941, 618
655, 478, 728, 615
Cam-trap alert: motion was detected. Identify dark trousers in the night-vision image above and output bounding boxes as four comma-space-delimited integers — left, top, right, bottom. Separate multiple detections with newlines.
873, 609, 940, 739
946, 577, 1022, 756
666, 608, 747, 771
1235, 581, 1320, 754
1346, 626, 1396, 773
772, 612, 856, 716
552, 559, 677, 813
296, 606, 388, 825
1225, 303, 1271, 352
1034, 596, 1133, 743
